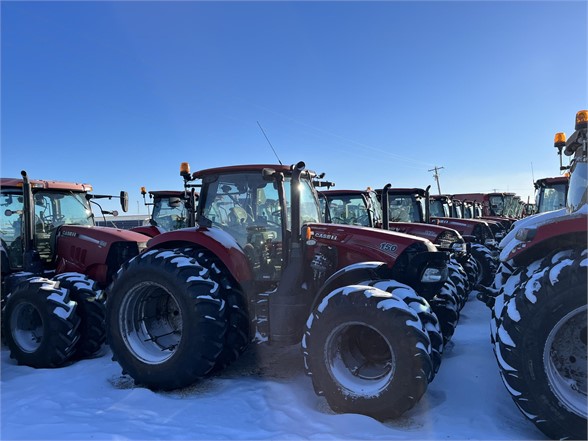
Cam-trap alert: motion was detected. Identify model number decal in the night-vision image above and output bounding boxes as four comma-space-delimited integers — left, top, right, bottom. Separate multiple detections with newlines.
380, 242, 398, 253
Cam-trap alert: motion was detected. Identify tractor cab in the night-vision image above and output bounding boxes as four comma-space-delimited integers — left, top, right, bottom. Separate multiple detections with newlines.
0, 173, 146, 286
534, 176, 569, 214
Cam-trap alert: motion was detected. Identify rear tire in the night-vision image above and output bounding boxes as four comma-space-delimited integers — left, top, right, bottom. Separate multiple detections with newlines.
106, 249, 227, 390
53, 273, 106, 359
494, 253, 587, 440
181, 248, 250, 372
302, 285, 432, 420
2, 277, 80, 368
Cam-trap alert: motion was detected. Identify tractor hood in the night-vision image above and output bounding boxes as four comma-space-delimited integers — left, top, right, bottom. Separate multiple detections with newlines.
54, 225, 149, 286
431, 217, 487, 235
58, 225, 150, 245
306, 223, 437, 268
387, 222, 464, 249
499, 207, 575, 263
499, 208, 567, 251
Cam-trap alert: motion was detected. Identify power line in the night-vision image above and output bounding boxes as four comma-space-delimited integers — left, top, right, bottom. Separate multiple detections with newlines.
428, 166, 444, 195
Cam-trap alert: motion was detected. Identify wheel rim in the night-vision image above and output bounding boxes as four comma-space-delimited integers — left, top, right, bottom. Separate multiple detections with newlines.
10, 302, 44, 353
325, 322, 395, 397
119, 281, 183, 365
544, 304, 587, 418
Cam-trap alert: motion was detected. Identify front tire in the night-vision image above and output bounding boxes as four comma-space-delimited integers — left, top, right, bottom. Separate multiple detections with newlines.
2, 277, 80, 368
494, 253, 587, 440
302, 285, 432, 420
358, 279, 443, 380
106, 249, 227, 390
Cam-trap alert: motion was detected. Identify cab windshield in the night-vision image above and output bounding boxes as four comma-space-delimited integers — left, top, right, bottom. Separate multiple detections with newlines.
324, 194, 371, 226
430, 199, 449, 217
387, 195, 423, 223
536, 183, 567, 213
152, 196, 187, 230
489, 195, 505, 216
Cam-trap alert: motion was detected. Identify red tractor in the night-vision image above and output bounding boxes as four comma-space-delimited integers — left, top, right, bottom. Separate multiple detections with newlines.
486, 110, 587, 439
428, 194, 499, 286
130, 188, 196, 237
319, 187, 476, 344
0, 172, 149, 368
106, 161, 451, 420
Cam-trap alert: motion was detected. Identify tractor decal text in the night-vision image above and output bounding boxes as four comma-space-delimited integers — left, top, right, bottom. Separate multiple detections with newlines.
60, 230, 77, 238
314, 232, 338, 241
380, 242, 398, 253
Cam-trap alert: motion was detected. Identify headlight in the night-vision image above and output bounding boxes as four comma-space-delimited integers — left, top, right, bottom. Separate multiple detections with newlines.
421, 267, 447, 283
515, 227, 537, 242
451, 242, 467, 254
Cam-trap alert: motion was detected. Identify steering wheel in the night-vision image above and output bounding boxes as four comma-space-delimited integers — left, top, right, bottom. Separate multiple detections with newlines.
42, 213, 65, 225
355, 214, 370, 226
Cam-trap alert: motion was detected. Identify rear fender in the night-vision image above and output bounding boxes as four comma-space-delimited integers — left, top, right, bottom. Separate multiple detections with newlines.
130, 225, 165, 238
146, 227, 253, 283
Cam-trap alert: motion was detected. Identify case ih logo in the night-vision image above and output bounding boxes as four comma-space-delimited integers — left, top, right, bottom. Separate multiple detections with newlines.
380, 242, 398, 253
315, 232, 338, 241
437, 219, 468, 227
60, 231, 78, 238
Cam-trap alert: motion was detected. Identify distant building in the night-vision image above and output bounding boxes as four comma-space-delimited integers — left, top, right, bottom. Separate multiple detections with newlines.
95, 214, 148, 230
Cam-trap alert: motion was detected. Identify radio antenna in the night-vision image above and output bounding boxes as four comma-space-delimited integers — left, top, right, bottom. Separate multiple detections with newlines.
257, 121, 282, 165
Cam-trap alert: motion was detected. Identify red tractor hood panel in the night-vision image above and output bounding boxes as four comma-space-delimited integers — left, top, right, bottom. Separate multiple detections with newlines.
387, 222, 459, 242
306, 223, 435, 267
55, 225, 149, 285
431, 218, 487, 236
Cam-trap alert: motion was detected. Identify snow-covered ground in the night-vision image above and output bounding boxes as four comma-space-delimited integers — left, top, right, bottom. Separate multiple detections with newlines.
1, 295, 547, 440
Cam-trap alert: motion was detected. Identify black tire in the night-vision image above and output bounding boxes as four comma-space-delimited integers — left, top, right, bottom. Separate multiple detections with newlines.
494, 253, 587, 440
2, 277, 81, 368
470, 243, 498, 286
106, 249, 227, 390
53, 272, 106, 359
180, 248, 250, 372
358, 279, 443, 380
302, 285, 432, 420
491, 262, 512, 291
429, 283, 460, 346
447, 258, 469, 308
462, 254, 480, 289
490, 249, 577, 345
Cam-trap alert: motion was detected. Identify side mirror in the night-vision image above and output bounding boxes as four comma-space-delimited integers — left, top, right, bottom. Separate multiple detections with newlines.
262, 168, 276, 180
120, 191, 129, 213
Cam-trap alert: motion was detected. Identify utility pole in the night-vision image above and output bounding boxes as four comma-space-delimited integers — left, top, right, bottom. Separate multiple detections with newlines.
428, 166, 444, 195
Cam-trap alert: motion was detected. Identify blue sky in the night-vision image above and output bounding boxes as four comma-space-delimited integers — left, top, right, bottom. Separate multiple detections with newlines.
2, 1, 586, 214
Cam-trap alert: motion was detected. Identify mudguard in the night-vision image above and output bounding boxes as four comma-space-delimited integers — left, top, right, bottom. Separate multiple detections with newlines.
146, 226, 253, 283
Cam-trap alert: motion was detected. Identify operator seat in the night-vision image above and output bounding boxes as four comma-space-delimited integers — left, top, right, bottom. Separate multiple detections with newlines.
229, 206, 251, 225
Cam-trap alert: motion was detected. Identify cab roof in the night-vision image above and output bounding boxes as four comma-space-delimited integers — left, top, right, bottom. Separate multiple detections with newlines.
534, 176, 569, 188
0, 177, 92, 192
193, 164, 296, 179
320, 189, 370, 197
